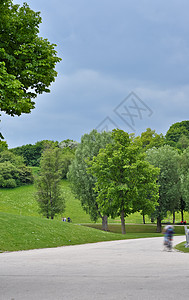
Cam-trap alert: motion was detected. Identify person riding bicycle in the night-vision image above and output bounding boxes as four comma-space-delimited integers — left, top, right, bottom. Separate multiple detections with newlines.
163, 224, 174, 250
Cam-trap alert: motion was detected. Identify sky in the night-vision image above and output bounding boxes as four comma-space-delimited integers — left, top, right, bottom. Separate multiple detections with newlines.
1, 0, 189, 148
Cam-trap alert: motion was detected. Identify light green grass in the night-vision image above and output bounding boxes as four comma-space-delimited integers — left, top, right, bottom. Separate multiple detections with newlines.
0, 185, 38, 216
175, 242, 189, 253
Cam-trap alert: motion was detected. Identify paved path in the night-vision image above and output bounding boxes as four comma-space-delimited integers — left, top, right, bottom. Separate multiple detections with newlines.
0, 236, 188, 300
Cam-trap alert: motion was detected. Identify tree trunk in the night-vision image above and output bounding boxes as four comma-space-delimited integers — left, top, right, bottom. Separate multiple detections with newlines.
143, 213, 146, 224
101, 215, 108, 231
181, 209, 184, 222
172, 211, 175, 224
156, 216, 162, 233
121, 210, 126, 234
180, 197, 185, 222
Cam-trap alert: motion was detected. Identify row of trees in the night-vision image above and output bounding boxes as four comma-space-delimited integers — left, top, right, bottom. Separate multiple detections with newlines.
68, 123, 189, 233
0, 139, 77, 188
2, 121, 189, 230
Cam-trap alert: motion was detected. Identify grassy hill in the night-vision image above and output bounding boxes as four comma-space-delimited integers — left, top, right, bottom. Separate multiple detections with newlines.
0, 179, 186, 252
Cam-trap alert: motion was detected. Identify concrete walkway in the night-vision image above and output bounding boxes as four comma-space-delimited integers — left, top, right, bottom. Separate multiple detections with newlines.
0, 236, 187, 300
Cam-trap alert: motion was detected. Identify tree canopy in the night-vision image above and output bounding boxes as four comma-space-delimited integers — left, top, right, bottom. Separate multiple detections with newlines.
89, 129, 160, 234
0, 0, 61, 137
68, 130, 112, 230
165, 121, 189, 148
146, 145, 180, 232
35, 146, 65, 219
134, 128, 165, 150
0, 150, 33, 187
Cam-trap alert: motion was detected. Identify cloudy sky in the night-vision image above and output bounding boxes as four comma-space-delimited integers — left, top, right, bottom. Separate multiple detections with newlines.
2, 0, 189, 148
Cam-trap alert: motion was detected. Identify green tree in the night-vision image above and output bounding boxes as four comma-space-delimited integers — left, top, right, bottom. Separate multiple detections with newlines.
176, 135, 189, 151
165, 121, 189, 147
0, 150, 33, 187
89, 129, 160, 234
178, 147, 189, 217
68, 130, 112, 230
0, 140, 8, 151
146, 145, 180, 232
134, 128, 165, 150
59, 139, 78, 178
133, 128, 165, 223
0, 1, 61, 137
11, 140, 58, 166
35, 147, 65, 219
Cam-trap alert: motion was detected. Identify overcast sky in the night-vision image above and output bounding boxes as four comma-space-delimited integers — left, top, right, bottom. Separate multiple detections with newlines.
2, 0, 189, 148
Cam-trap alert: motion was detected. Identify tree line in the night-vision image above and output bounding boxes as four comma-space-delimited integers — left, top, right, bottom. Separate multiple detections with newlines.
1, 121, 189, 232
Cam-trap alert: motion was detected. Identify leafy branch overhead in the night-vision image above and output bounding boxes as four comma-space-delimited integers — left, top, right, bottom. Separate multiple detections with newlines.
0, 0, 61, 119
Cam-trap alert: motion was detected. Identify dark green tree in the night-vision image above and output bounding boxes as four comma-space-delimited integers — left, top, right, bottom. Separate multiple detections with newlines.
165, 121, 189, 148
10, 140, 59, 166
0, 0, 61, 137
35, 146, 65, 219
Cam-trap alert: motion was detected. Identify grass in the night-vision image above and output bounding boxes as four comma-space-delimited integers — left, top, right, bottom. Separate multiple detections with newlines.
175, 242, 189, 253
0, 212, 132, 252
0, 179, 187, 252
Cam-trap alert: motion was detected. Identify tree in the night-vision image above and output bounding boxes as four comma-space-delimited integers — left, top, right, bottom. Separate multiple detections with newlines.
0, 150, 33, 187
0, 1, 61, 137
35, 146, 65, 219
67, 130, 112, 231
59, 139, 78, 178
165, 121, 189, 147
10, 140, 59, 166
0, 140, 8, 151
135, 128, 165, 150
179, 147, 189, 216
89, 129, 160, 234
146, 145, 180, 232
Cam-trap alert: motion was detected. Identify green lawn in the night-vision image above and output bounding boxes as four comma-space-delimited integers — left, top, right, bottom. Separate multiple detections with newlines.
0, 212, 130, 252
0, 180, 187, 252
175, 242, 189, 253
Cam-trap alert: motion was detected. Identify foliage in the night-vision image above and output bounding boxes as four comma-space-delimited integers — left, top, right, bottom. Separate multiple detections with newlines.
59, 139, 78, 150
176, 135, 189, 151
0, 0, 61, 137
0, 150, 33, 187
146, 145, 180, 232
0, 140, 8, 151
35, 146, 65, 219
165, 121, 189, 148
179, 147, 189, 212
134, 128, 165, 150
68, 130, 112, 228
10, 140, 59, 166
89, 129, 160, 234
61, 148, 75, 178
58, 139, 78, 178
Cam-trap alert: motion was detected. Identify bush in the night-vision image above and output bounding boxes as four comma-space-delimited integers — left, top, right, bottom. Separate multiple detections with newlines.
0, 151, 33, 188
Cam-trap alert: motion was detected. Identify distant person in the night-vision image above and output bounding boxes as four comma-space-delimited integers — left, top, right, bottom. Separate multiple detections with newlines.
67, 217, 71, 223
